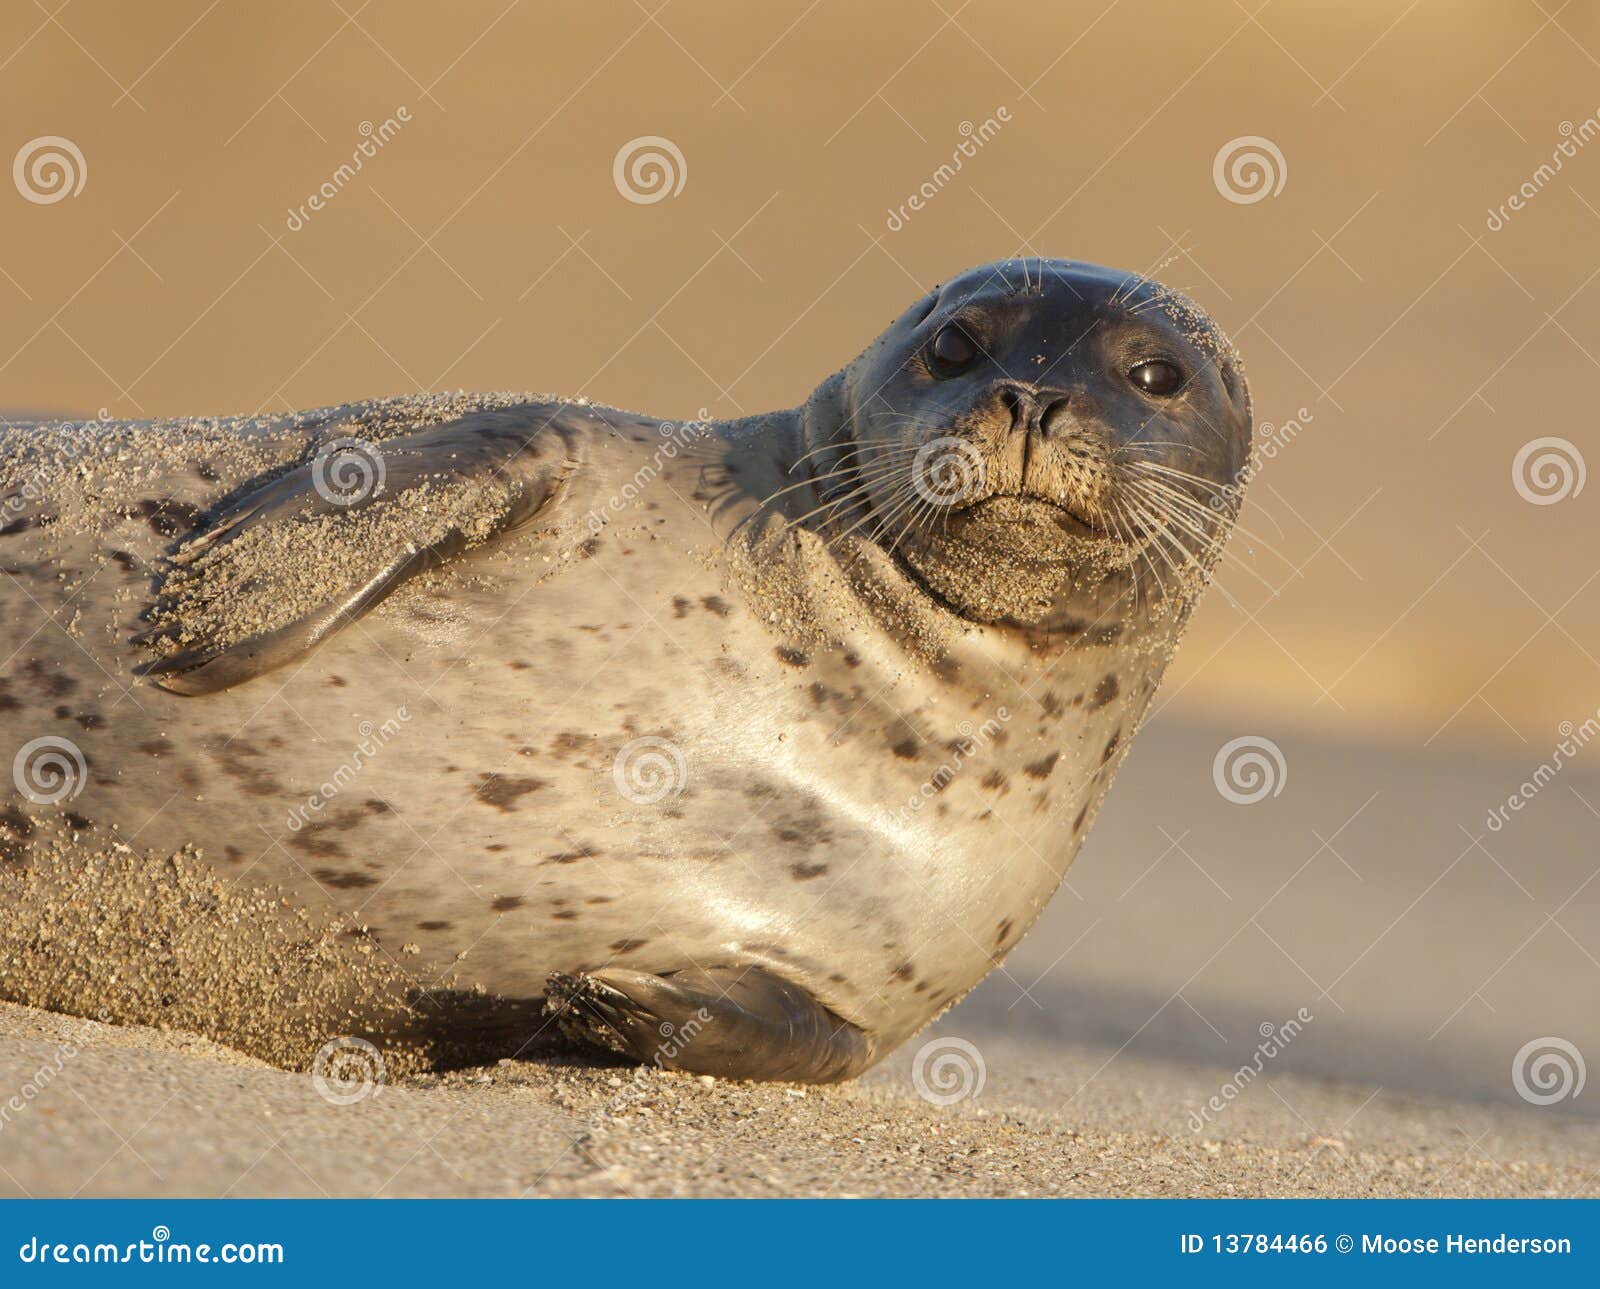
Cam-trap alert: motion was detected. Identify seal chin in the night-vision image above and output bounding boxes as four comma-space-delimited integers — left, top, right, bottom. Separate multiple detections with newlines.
955, 493, 1127, 545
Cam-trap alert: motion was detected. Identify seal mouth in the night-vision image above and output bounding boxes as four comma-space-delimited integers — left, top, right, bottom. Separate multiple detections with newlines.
960, 493, 1133, 544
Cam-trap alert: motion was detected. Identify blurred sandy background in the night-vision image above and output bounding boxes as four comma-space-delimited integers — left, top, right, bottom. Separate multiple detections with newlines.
0, 0, 1597, 1191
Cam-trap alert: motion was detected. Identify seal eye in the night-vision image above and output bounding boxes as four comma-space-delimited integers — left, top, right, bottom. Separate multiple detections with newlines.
930, 324, 979, 375
1129, 359, 1183, 397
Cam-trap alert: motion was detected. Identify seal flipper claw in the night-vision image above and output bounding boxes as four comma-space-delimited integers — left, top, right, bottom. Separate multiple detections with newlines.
545, 966, 873, 1083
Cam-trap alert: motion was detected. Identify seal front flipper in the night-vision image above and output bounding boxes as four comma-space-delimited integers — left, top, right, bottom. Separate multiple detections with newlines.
139, 405, 585, 695
546, 966, 873, 1083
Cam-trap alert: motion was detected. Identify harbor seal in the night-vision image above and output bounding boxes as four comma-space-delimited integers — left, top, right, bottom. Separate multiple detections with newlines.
0, 257, 1251, 1081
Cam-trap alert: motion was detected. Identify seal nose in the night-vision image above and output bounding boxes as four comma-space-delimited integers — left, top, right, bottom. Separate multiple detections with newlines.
998, 384, 1072, 437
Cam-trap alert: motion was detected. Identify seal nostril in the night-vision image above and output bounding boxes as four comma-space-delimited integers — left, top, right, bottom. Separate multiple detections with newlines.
1040, 397, 1071, 437
999, 387, 1025, 432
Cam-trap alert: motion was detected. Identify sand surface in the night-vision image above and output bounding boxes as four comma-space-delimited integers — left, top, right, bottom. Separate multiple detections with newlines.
1, 1001, 1594, 1199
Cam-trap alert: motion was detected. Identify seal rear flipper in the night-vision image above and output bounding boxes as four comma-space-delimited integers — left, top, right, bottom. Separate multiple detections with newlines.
137, 405, 586, 695
545, 966, 874, 1083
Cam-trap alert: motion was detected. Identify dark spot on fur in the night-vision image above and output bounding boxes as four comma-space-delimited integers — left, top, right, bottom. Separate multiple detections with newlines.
790, 861, 829, 880
1073, 805, 1089, 832
981, 769, 1008, 793
829, 972, 848, 984
891, 737, 918, 760
700, 595, 732, 617
25, 660, 76, 697
995, 917, 1014, 946
585, 896, 613, 905
550, 909, 578, 920
1040, 690, 1064, 718
63, 812, 91, 831
577, 537, 601, 558
843, 651, 861, 668
326, 675, 347, 688
485, 843, 507, 853
774, 646, 809, 668
893, 962, 915, 982
195, 462, 220, 483
1102, 730, 1121, 763
109, 550, 137, 571
1023, 752, 1059, 780
1090, 674, 1120, 710
544, 845, 598, 864
473, 773, 545, 811
364, 798, 390, 815
314, 868, 376, 889
418, 920, 451, 931
490, 895, 524, 912
609, 938, 648, 954
137, 740, 166, 757
549, 732, 589, 758
291, 828, 349, 859
135, 497, 200, 538
672, 596, 692, 618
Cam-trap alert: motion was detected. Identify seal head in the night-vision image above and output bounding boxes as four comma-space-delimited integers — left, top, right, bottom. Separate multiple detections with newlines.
797, 257, 1252, 639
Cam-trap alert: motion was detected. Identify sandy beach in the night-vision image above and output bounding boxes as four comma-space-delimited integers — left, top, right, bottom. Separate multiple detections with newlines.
1, 1000, 1594, 1199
